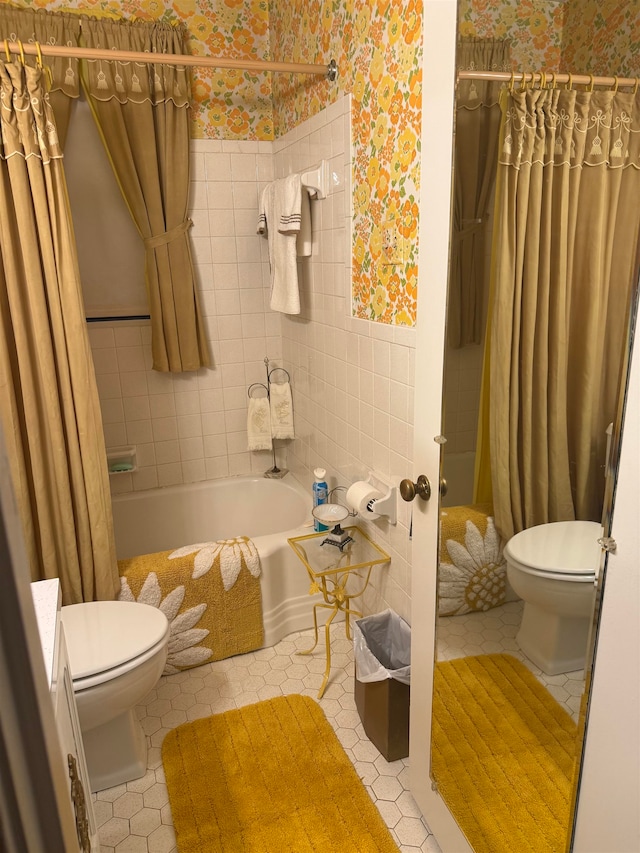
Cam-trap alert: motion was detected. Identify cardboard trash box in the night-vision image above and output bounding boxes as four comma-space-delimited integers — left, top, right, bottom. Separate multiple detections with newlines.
353, 610, 411, 762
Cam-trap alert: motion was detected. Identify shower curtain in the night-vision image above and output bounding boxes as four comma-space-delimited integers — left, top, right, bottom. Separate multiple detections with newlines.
0, 6, 210, 373
449, 38, 511, 348
0, 60, 119, 604
483, 82, 640, 541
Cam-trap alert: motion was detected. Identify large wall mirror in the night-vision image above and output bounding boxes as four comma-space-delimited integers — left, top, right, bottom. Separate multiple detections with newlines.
430, 1, 640, 850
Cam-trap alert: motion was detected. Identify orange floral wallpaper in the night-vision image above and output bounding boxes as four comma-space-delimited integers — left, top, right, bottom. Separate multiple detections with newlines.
562, 0, 640, 78
458, 0, 565, 70
270, 0, 423, 325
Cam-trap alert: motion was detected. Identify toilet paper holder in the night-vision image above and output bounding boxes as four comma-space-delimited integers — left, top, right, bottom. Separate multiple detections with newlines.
346, 473, 397, 524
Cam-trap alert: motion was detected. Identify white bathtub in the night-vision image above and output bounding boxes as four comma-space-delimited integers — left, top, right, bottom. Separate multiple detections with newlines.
111, 475, 321, 647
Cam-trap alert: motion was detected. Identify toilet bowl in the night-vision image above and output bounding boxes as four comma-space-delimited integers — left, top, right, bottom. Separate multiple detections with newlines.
60, 600, 170, 792
504, 521, 602, 676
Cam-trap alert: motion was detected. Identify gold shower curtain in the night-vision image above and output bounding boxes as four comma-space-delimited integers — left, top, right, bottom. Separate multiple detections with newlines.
0, 61, 119, 603
80, 17, 210, 373
449, 38, 511, 348
487, 83, 640, 540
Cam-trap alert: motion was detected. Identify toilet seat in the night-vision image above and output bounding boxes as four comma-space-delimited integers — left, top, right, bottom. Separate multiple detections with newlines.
505, 520, 602, 582
61, 601, 170, 691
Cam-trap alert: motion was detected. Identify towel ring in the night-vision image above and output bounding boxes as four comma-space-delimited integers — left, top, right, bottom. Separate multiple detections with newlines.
268, 367, 291, 385
248, 382, 269, 399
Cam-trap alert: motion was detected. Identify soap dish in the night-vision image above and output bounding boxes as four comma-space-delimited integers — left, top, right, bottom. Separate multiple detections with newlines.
107, 446, 137, 475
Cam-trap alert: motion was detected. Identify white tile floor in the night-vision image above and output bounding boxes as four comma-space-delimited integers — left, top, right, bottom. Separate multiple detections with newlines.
93, 600, 585, 853
93, 622, 443, 853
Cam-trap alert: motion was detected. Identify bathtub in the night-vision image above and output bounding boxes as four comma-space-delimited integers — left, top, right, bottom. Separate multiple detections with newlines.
111, 474, 322, 648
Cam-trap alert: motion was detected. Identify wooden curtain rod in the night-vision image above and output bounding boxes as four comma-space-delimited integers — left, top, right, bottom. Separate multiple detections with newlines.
458, 70, 639, 89
4, 39, 338, 80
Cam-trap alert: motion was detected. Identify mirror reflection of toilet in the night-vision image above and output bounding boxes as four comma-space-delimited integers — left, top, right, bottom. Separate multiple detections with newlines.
60, 601, 170, 792
504, 521, 602, 675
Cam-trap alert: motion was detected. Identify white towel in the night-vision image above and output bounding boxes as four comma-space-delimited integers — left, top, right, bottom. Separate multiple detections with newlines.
296, 189, 312, 257
247, 396, 272, 451
257, 174, 305, 314
270, 382, 295, 440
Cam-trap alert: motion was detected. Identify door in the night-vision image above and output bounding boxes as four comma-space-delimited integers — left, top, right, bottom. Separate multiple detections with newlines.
408, 0, 476, 848
407, 4, 640, 850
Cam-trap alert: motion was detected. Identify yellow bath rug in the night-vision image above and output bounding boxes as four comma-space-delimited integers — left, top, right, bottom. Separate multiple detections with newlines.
118, 537, 263, 674
438, 503, 514, 616
162, 694, 400, 853
432, 654, 580, 853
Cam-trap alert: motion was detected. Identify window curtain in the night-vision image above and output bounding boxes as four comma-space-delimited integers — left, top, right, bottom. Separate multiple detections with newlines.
0, 6, 80, 147
0, 60, 119, 604
448, 39, 511, 348
487, 83, 640, 541
80, 17, 210, 373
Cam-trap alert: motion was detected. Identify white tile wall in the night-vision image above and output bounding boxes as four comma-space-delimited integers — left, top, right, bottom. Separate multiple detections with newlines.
90, 139, 281, 496
276, 95, 417, 623
90, 94, 418, 622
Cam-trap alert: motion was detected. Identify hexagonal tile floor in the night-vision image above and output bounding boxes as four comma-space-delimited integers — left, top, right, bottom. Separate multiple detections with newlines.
93, 602, 586, 851
93, 623, 443, 853
436, 600, 586, 721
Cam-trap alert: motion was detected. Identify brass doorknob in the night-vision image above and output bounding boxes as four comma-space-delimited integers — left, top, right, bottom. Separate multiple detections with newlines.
399, 475, 431, 502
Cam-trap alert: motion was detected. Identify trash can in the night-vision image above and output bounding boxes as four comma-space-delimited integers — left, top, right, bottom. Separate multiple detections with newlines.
353, 610, 411, 761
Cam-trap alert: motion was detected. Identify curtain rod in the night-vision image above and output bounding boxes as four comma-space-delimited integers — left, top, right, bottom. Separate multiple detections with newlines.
4, 40, 338, 80
458, 70, 638, 89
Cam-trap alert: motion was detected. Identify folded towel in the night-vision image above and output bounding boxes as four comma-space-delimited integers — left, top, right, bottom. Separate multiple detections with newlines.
257, 174, 305, 314
270, 381, 295, 440
247, 396, 272, 451
296, 188, 312, 257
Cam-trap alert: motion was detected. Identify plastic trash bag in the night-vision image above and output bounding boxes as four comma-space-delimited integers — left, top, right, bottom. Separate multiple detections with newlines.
353, 609, 411, 685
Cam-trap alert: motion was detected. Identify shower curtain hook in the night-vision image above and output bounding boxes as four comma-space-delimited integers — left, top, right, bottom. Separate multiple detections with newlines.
612, 76, 620, 94
549, 71, 557, 89
587, 74, 595, 92
565, 73, 574, 91
17, 40, 25, 66
633, 78, 639, 96
540, 71, 547, 89
35, 41, 43, 70
508, 70, 515, 92
3, 40, 11, 63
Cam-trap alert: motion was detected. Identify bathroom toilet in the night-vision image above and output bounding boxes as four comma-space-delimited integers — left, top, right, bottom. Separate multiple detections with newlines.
60, 600, 170, 792
504, 520, 602, 676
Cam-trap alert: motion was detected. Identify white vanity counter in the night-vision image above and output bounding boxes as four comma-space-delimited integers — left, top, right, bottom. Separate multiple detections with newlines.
30, 578, 98, 852
31, 578, 61, 689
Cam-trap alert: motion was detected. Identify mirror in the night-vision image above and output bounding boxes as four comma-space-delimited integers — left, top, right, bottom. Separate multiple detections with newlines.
431, 4, 640, 852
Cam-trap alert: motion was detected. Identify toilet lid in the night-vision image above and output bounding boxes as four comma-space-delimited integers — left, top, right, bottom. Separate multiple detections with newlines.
504, 521, 602, 577
61, 601, 169, 680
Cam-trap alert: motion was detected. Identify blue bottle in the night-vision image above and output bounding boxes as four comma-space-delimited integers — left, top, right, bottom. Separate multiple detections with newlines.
312, 468, 329, 532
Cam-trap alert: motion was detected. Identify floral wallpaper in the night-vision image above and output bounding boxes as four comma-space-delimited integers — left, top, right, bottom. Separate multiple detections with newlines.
458, 0, 565, 71
562, 0, 640, 79
13, 0, 275, 140
270, 0, 423, 325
